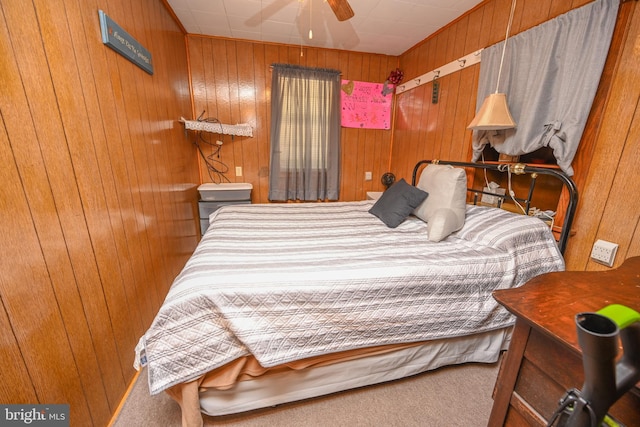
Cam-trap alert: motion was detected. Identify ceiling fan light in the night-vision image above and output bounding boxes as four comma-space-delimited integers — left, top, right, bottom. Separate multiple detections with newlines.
467, 93, 516, 130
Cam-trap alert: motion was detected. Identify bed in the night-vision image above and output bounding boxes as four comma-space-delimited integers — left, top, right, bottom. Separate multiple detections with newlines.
134, 160, 577, 427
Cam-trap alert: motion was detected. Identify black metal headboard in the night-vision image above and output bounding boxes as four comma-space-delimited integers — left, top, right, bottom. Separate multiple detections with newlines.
411, 160, 578, 255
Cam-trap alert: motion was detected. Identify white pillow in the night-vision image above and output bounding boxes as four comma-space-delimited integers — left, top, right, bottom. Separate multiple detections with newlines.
413, 164, 467, 242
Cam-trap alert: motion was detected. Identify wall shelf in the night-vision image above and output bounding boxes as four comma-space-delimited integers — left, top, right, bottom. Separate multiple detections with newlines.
180, 117, 253, 137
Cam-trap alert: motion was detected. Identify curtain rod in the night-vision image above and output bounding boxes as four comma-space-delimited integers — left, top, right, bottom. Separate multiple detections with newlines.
268, 64, 342, 75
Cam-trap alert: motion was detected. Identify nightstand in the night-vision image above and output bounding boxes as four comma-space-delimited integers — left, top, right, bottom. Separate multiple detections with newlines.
489, 257, 640, 426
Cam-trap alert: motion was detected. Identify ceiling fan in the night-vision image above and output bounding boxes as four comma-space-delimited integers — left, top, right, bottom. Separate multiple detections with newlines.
326, 0, 354, 21
248, 0, 355, 30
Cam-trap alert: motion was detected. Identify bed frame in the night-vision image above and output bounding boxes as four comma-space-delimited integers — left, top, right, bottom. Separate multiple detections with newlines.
411, 160, 578, 254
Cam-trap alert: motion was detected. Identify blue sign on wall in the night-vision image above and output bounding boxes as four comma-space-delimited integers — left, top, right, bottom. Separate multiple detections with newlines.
98, 10, 153, 75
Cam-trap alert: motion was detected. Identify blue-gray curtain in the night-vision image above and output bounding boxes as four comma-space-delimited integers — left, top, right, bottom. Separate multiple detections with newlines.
269, 64, 341, 201
471, 0, 619, 176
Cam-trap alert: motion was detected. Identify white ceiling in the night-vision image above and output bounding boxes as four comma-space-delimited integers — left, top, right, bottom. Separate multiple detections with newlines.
167, 0, 484, 56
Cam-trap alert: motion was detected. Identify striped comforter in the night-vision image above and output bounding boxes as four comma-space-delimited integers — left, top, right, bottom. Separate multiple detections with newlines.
136, 201, 564, 395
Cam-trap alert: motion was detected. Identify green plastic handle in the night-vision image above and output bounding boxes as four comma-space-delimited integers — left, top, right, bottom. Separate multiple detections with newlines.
597, 304, 640, 329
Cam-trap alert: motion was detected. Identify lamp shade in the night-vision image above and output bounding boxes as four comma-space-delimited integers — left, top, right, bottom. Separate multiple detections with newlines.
467, 93, 516, 130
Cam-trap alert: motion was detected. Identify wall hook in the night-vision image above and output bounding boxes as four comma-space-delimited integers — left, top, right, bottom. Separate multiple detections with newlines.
394, 50, 481, 95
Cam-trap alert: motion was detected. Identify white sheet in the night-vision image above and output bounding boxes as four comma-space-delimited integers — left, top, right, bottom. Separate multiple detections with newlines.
199, 328, 512, 416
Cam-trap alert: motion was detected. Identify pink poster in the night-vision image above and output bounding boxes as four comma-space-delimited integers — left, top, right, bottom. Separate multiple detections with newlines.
341, 80, 393, 130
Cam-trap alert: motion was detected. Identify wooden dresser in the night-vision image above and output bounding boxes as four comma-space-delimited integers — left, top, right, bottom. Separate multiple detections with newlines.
488, 256, 640, 426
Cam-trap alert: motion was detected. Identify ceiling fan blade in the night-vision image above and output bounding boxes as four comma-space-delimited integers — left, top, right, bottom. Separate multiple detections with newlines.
326, 0, 354, 21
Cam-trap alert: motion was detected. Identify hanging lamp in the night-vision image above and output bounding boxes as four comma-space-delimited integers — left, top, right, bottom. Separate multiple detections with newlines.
468, 0, 517, 130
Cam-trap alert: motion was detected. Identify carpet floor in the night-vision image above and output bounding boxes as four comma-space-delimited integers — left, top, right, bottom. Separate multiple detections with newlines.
111, 361, 500, 427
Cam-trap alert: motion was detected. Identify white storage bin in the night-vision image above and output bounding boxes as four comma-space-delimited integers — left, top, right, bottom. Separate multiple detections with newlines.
198, 200, 251, 218
198, 183, 252, 201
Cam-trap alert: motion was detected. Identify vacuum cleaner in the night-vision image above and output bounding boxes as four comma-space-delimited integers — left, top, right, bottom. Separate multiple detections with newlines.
547, 304, 640, 427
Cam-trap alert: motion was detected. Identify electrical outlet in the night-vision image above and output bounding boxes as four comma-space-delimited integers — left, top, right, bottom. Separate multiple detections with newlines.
235, 166, 243, 177
590, 239, 618, 267
365, 171, 372, 181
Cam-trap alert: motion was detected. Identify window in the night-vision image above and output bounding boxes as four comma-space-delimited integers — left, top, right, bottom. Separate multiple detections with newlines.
269, 64, 341, 201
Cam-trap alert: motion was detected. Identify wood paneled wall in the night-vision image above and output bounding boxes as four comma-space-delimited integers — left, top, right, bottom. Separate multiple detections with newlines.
187, 36, 399, 203
2, 0, 639, 425
0, 0, 198, 426
565, 1, 640, 270
391, 0, 640, 270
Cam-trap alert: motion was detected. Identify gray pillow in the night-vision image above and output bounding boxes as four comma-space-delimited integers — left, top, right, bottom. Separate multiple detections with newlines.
369, 178, 428, 228
413, 164, 467, 241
